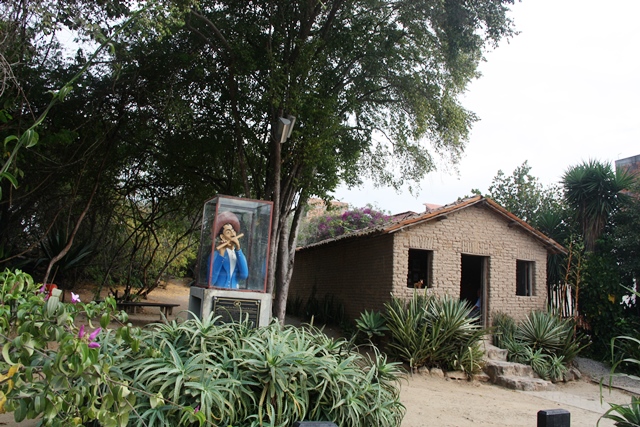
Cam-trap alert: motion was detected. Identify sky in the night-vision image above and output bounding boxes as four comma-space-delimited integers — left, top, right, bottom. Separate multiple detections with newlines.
332, 0, 640, 214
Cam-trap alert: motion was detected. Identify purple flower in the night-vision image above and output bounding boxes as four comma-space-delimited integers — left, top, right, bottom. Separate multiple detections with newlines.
39, 284, 47, 294
71, 292, 81, 304
89, 327, 101, 341
88, 328, 101, 349
78, 325, 101, 348
194, 405, 200, 413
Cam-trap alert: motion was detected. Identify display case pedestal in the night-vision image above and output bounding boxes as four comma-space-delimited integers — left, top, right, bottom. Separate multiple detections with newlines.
188, 287, 272, 328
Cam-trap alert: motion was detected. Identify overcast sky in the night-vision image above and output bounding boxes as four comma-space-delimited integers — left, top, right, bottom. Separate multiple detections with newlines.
332, 0, 640, 214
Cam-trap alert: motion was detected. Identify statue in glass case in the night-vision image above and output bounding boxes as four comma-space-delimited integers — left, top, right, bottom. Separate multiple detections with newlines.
208, 211, 249, 289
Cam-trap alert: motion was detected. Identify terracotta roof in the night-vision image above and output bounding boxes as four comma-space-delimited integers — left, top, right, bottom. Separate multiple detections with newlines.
383, 195, 567, 254
298, 195, 566, 254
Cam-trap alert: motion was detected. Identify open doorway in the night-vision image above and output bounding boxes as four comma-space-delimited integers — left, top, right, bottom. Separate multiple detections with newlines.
460, 254, 488, 325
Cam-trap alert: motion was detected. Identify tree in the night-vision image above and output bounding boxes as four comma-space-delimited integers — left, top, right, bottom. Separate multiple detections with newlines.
477, 161, 569, 290
1, 0, 519, 321
562, 159, 634, 252
175, 0, 518, 321
478, 161, 564, 228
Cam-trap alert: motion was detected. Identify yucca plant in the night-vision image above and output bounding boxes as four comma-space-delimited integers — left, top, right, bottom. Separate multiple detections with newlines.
383, 293, 433, 369
494, 310, 585, 381
516, 311, 566, 352
383, 293, 486, 374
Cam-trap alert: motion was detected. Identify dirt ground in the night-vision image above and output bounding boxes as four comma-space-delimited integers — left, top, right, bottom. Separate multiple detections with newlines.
1, 280, 635, 426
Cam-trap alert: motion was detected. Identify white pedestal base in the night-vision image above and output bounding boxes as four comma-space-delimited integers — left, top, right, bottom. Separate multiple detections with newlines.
188, 287, 272, 327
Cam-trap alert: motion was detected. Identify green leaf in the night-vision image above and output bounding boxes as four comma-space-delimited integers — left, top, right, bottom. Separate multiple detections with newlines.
19, 129, 39, 148
150, 393, 164, 409
3, 134, 18, 147
0, 172, 18, 188
2, 343, 15, 364
57, 85, 73, 101
100, 312, 110, 329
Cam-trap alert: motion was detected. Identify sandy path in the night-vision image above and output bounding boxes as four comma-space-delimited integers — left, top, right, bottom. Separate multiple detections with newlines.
399, 374, 629, 427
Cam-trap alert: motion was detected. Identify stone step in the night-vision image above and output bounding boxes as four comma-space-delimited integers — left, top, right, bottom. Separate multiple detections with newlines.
484, 360, 535, 380
481, 341, 508, 362
495, 375, 555, 392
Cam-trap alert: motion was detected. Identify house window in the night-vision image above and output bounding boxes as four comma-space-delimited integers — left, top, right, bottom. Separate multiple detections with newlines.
407, 249, 432, 288
516, 260, 535, 296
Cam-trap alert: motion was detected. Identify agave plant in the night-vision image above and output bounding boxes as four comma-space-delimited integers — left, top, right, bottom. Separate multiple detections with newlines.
384, 293, 486, 374
356, 310, 389, 340
494, 310, 585, 381
383, 293, 433, 369
600, 397, 640, 427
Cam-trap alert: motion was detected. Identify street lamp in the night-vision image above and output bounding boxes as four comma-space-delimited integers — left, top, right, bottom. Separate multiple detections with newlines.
276, 115, 296, 143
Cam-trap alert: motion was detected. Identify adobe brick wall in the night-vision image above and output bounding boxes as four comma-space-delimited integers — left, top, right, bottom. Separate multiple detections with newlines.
289, 234, 394, 321
290, 204, 549, 324
391, 204, 548, 324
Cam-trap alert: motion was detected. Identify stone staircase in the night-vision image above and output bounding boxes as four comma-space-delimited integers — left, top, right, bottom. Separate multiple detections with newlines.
480, 340, 555, 391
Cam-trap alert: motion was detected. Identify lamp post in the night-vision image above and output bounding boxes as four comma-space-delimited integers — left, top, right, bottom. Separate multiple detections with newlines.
267, 115, 296, 298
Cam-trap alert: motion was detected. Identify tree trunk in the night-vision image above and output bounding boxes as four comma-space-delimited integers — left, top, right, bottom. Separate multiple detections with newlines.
274, 199, 305, 323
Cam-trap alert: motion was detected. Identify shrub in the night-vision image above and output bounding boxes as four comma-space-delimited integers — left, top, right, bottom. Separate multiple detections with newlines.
383, 292, 485, 375
0, 269, 405, 427
493, 310, 586, 381
300, 205, 391, 245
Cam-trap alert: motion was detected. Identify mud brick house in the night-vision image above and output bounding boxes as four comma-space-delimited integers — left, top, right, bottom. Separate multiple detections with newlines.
289, 196, 566, 326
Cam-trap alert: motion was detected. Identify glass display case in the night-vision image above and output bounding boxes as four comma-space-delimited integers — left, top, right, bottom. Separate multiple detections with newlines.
195, 195, 273, 292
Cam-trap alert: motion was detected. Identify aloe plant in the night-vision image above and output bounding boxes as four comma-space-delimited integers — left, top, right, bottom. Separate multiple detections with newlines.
116, 315, 405, 427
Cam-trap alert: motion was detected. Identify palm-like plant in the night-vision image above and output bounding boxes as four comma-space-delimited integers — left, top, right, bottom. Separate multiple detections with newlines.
562, 159, 633, 252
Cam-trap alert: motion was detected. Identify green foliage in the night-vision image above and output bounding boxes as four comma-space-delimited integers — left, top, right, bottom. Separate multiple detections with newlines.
600, 396, 640, 427
579, 249, 639, 362
493, 311, 585, 381
600, 328, 640, 426
0, 269, 404, 426
0, 268, 134, 425
116, 316, 406, 427
491, 311, 517, 349
294, 288, 346, 327
383, 293, 485, 375
480, 161, 565, 229
562, 159, 634, 252
356, 310, 389, 340
516, 311, 568, 353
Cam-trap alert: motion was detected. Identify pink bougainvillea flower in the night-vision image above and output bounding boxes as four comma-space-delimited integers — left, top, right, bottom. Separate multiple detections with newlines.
88, 327, 101, 341
70, 292, 81, 303
78, 325, 101, 347
87, 327, 101, 348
